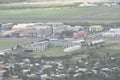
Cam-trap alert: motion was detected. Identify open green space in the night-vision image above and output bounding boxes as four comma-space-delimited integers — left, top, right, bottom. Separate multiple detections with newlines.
0, 7, 112, 18
43, 48, 66, 57
0, 0, 77, 4
33, 43, 120, 58
0, 38, 32, 49
0, 3, 75, 10
0, 6, 119, 24
94, 12, 120, 18
1, 38, 120, 58
24, 39, 120, 58
86, 48, 120, 57
34, 48, 67, 57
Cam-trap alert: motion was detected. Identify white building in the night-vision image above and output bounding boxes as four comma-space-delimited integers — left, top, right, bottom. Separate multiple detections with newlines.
12, 23, 37, 31
79, 2, 97, 7
66, 26, 83, 31
89, 25, 104, 32
64, 45, 81, 52
103, 28, 120, 37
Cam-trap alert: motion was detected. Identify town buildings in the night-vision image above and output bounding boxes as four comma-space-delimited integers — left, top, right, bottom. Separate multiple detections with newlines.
103, 28, 120, 37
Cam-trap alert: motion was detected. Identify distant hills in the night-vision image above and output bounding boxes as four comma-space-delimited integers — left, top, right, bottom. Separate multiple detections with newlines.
0, 0, 120, 4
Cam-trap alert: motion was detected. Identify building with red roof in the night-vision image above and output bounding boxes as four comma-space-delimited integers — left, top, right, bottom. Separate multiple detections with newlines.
72, 31, 86, 39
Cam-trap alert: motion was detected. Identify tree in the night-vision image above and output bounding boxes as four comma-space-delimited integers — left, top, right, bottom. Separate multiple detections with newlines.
60, 30, 74, 38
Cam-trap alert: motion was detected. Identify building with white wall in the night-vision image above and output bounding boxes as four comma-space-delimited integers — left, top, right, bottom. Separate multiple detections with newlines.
103, 28, 120, 37
89, 25, 104, 32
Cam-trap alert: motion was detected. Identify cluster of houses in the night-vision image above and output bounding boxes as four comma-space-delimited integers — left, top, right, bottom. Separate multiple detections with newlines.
0, 22, 120, 80
18, 0, 120, 6
0, 22, 120, 40
103, 28, 120, 37
15, 39, 85, 53
0, 50, 119, 80
1, 22, 120, 53
1, 22, 65, 38
78, 2, 120, 7
9, 37, 105, 55
0, 22, 105, 39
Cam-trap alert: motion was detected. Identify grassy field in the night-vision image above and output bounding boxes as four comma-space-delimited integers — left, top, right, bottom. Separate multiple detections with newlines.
94, 12, 120, 18
34, 48, 67, 57
32, 41, 120, 58
0, 7, 111, 18
0, 6, 119, 24
43, 48, 66, 57
0, 38, 32, 50
0, 3, 75, 10
0, 38, 120, 58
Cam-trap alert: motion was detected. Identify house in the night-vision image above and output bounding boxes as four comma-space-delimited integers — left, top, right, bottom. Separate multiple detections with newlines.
79, 2, 97, 7
22, 41, 49, 52
11, 22, 67, 37
42, 65, 52, 69
19, 25, 52, 37
1, 30, 14, 37
70, 39, 86, 46
89, 25, 104, 32
103, 28, 120, 37
72, 31, 87, 39
103, 3, 111, 7
12, 23, 36, 31
1, 23, 14, 31
22, 69, 31, 73
74, 73, 81, 78
64, 45, 81, 52
0, 52, 5, 56
66, 26, 83, 31
57, 63, 64, 69
101, 68, 111, 72
41, 74, 49, 80
75, 68, 87, 73
89, 39, 104, 45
